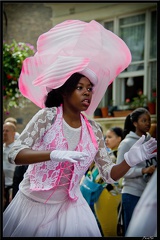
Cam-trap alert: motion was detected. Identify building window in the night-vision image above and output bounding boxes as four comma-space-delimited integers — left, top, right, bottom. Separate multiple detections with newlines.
119, 13, 145, 72
149, 10, 157, 99
150, 10, 157, 59
99, 9, 156, 112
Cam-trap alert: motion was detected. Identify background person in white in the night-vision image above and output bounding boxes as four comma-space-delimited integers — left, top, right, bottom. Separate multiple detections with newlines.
3, 122, 16, 210
125, 169, 157, 237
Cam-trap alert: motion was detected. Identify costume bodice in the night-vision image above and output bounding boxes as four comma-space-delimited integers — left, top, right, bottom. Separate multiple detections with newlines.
26, 106, 98, 201
8, 106, 116, 203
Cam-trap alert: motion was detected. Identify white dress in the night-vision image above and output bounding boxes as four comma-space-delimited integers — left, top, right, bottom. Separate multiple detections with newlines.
3, 106, 115, 237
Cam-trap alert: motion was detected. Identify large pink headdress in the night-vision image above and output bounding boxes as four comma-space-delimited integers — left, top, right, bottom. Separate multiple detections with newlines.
19, 20, 131, 115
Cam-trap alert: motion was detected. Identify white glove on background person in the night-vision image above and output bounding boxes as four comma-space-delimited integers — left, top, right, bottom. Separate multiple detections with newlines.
124, 135, 157, 167
50, 150, 89, 163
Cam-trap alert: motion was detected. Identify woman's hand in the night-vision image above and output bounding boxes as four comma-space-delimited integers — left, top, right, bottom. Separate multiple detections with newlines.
142, 165, 156, 175
124, 135, 157, 167
50, 150, 89, 163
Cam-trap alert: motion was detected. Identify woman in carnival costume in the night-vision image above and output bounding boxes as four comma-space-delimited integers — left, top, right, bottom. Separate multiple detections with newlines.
3, 20, 157, 237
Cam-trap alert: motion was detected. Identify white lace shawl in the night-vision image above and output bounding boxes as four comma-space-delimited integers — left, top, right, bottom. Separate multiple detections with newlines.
8, 107, 115, 184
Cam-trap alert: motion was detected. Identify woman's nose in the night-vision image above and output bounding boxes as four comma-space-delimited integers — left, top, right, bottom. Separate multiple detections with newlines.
83, 88, 90, 95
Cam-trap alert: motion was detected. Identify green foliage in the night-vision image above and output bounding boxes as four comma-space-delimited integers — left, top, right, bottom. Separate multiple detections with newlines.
3, 40, 35, 114
130, 90, 148, 109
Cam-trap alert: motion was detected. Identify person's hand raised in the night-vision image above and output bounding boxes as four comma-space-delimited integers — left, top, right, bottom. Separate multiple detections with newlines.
124, 135, 157, 167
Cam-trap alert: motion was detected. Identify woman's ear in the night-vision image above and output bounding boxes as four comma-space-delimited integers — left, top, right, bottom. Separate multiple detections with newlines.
133, 122, 137, 128
117, 136, 122, 143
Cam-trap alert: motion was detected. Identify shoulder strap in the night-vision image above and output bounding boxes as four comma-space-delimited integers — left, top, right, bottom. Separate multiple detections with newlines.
81, 113, 98, 150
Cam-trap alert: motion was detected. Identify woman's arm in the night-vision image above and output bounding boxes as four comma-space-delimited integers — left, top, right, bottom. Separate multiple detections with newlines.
14, 149, 51, 165
15, 148, 88, 165
92, 121, 157, 183
110, 160, 130, 181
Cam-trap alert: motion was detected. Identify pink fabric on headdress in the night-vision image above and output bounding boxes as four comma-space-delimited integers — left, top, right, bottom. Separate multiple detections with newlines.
19, 20, 131, 115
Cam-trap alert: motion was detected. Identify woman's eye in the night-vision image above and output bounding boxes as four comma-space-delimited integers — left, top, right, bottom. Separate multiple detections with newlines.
76, 86, 93, 92
77, 86, 83, 90
88, 87, 93, 92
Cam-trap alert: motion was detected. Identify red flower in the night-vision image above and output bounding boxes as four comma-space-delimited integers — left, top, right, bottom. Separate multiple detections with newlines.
125, 98, 130, 104
138, 90, 143, 95
7, 74, 12, 80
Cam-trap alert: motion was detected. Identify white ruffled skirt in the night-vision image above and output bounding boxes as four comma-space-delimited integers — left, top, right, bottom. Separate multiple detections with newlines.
3, 190, 101, 237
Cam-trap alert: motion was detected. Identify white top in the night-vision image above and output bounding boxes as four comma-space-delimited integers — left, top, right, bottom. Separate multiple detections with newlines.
63, 119, 81, 150
3, 142, 16, 186
126, 170, 157, 237
15, 132, 20, 140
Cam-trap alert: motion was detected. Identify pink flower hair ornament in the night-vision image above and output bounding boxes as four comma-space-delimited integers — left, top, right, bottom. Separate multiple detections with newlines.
18, 20, 132, 116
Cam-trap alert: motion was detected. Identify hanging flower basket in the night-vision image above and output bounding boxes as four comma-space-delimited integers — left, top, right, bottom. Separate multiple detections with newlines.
3, 40, 36, 114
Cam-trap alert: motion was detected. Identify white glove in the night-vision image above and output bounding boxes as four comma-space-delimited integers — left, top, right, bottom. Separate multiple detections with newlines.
50, 150, 89, 163
124, 135, 157, 167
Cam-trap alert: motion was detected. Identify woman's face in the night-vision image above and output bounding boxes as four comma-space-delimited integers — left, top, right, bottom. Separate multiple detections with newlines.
63, 76, 93, 112
105, 129, 122, 150
134, 113, 151, 136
